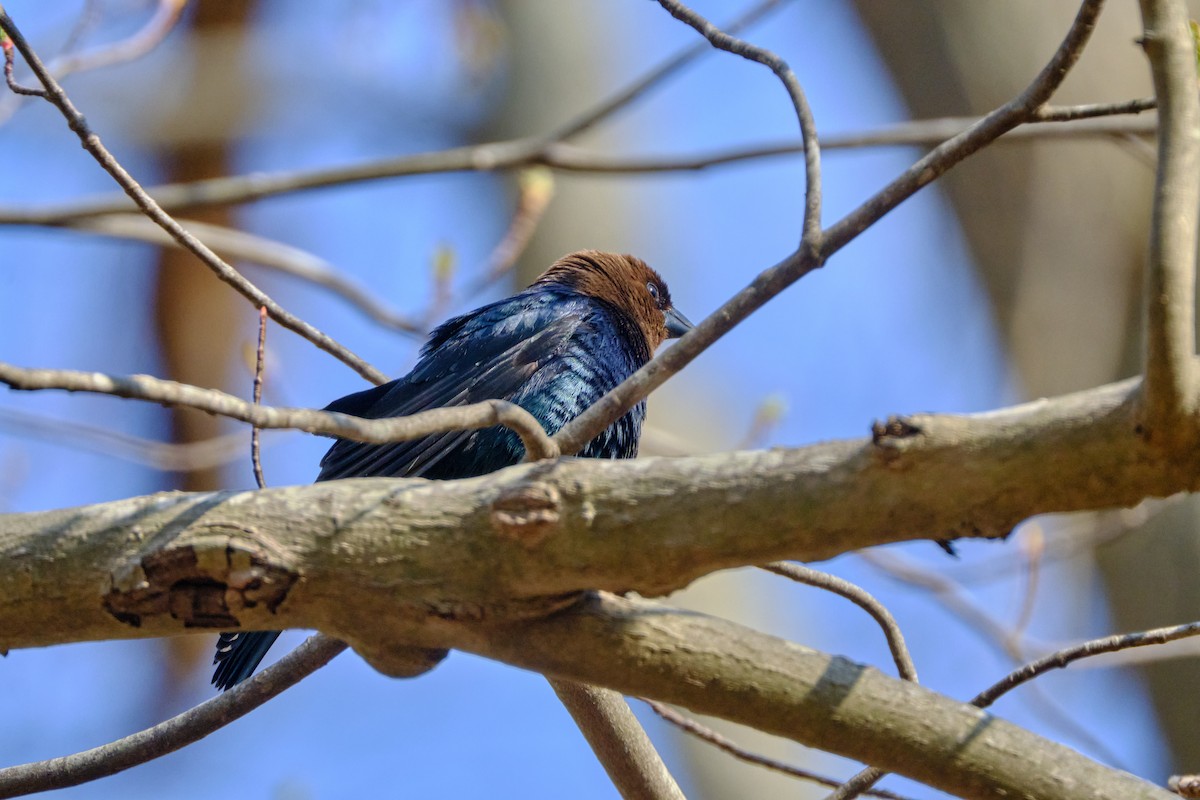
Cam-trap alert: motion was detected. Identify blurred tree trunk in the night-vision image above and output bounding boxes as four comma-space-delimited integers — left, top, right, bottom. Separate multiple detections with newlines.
852, 0, 1200, 770
151, 0, 255, 691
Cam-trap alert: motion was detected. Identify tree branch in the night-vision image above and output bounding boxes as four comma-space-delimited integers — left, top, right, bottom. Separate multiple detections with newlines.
0, 103, 1157, 226
644, 700, 915, 800
654, 0, 822, 249
0, 0, 186, 126
0, 361, 558, 462
547, 680, 685, 800
3, 371, 1198, 650
462, 595, 1173, 800
0, 372, 1193, 796
0, 635, 348, 799
972, 619, 1200, 709
1137, 0, 1200, 432
551, 0, 1107, 457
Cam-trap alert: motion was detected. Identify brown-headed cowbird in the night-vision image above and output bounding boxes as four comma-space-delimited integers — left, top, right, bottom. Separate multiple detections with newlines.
213, 250, 692, 689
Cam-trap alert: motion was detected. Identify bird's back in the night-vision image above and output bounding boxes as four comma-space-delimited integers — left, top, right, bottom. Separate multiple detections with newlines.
317, 286, 649, 482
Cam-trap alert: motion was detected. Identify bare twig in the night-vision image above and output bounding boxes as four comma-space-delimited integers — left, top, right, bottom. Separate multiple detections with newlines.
644, 700, 915, 800
552, 1, 826, 457
972, 619, 1200, 709
0, 634, 347, 799
251, 307, 268, 490
548, 681, 685, 800
761, 562, 916, 681
655, 0, 822, 250
1137, 0, 1200, 429
0, 10, 386, 385
1, 26, 42, 96
761, 561, 913, 800
0, 362, 557, 464
1033, 96, 1156, 122
0, 0, 187, 125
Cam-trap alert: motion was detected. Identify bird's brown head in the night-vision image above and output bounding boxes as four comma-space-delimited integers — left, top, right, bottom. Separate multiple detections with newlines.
534, 250, 692, 352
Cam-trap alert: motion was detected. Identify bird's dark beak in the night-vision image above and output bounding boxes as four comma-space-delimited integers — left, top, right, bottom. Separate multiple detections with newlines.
664, 306, 694, 339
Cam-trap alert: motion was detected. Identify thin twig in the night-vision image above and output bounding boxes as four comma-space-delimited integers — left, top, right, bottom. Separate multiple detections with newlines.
0, 362, 558, 464
759, 562, 913, 799
761, 562, 917, 681
251, 307, 268, 490
1034, 96, 1156, 121
0, 10, 386, 385
654, 0, 822, 250
552, 1, 825, 457
972, 619, 1200, 709
0, 634, 347, 799
643, 700, 916, 800
547, 0, 791, 141
1, 26, 42, 96
552, 0, 1108, 460
1137, 0, 1200, 429
0, 0, 187, 125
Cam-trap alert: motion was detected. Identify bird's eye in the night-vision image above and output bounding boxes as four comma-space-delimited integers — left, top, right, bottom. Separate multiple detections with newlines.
646, 281, 660, 302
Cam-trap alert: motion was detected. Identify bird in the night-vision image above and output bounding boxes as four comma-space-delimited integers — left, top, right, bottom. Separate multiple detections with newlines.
212, 250, 693, 690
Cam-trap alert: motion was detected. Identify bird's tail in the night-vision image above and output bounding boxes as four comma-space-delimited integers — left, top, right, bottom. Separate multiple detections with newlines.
211, 630, 282, 691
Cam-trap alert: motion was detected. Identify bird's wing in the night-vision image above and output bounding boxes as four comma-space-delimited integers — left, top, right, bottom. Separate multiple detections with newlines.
317, 310, 584, 481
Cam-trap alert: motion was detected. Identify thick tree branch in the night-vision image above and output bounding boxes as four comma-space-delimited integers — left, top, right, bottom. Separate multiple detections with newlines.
1137, 0, 1200, 431
458, 594, 1173, 800
2, 372, 1197, 652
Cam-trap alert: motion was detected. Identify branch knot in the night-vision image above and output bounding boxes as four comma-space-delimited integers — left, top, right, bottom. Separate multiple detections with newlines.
490, 482, 562, 547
